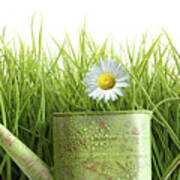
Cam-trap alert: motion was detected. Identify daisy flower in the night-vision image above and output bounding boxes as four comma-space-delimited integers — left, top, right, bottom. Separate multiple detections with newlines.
83, 59, 131, 103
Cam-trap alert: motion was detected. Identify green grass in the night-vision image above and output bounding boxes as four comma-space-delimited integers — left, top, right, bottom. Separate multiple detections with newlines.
0, 17, 179, 179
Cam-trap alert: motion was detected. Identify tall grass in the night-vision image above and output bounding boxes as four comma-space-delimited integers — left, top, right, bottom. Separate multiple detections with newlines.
0, 18, 179, 179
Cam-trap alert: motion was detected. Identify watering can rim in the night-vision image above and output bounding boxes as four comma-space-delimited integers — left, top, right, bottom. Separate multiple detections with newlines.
53, 110, 152, 117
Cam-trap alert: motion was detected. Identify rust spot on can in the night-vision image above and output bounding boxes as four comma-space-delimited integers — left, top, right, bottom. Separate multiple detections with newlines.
40, 169, 51, 180
116, 161, 126, 170
82, 159, 99, 173
5, 133, 13, 146
132, 128, 139, 135
86, 165, 97, 172
98, 121, 105, 128
23, 155, 38, 169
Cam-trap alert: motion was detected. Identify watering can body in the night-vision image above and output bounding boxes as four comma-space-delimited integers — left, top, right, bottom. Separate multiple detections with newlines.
54, 111, 152, 180
0, 110, 152, 180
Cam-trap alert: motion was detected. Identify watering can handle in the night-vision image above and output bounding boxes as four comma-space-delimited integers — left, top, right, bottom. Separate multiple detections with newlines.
151, 97, 180, 180
0, 123, 54, 180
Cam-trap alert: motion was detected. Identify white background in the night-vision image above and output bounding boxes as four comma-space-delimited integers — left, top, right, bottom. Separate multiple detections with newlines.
0, 0, 180, 49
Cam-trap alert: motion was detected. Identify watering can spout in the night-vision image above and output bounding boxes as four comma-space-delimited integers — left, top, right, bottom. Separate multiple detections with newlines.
0, 123, 54, 180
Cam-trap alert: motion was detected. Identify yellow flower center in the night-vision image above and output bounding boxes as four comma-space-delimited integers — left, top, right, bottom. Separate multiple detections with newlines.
98, 73, 115, 90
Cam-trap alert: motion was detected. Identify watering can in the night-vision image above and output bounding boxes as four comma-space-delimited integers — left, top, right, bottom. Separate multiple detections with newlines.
0, 98, 178, 180
0, 110, 152, 180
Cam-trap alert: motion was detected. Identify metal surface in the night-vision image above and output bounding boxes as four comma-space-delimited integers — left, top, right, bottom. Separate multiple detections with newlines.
54, 111, 152, 180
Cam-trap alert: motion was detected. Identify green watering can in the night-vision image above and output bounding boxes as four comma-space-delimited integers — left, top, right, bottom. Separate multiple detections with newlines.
0, 98, 178, 180
0, 111, 151, 180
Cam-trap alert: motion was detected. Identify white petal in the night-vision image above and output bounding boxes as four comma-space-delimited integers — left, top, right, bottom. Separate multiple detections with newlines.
84, 82, 97, 88
115, 81, 131, 88
91, 66, 103, 75
112, 94, 118, 101
111, 64, 125, 77
110, 60, 118, 69
116, 72, 130, 81
84, 78, 97, 84
83, 77, 92, 83
85, 83, 97, 91
98, 60, 106, 72
86, 64, 103, 78
85, 83, 98, 91
93, 89, 102, 99
89, 87, 101, 99
98, 60, 110, 73
119, 66, 126, 71
97, 93, 105, 101
103, 90, 111, 102
106, 60, 115, 73
113, 87, 125, 96
114, 69, 125, 77
88, 90, 98, 98
109, 90, 117, 101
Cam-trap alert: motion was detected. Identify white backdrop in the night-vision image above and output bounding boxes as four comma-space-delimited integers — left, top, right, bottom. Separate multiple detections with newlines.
0, 0, 180, 49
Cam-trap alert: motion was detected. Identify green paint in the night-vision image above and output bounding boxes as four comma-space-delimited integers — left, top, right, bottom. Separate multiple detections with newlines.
54, 111, 152, 180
